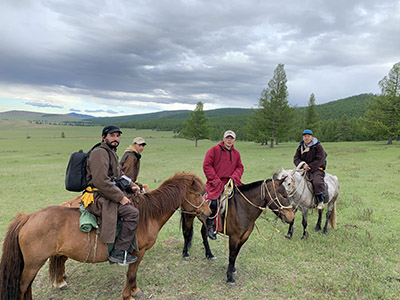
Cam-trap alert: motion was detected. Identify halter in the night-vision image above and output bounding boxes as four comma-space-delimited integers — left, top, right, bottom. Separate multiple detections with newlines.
180, 195, 207, 216
235, 179, 293, 214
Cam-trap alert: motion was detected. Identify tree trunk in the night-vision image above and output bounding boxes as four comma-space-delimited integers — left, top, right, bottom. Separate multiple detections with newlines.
270, 138, 274, 148
195, 138, 198, 147
276, 138, 279, 145
387, 135, 393, 145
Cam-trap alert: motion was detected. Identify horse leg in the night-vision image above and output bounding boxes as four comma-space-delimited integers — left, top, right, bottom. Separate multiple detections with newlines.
20, 260, 47, 300
301, 209, 309, 239
226, 237, 244, 285
48, 255, 69, 289
322, 209, 332, 234
181, 213, 195, 260
200, 223, 215, 259
285, 220, 294, 239
121, 251, 145, 300
314, 209, 323, 231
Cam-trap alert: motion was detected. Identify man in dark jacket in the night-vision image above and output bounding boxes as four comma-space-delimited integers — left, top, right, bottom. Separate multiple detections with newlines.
86, 125, 139, 265
120, 137, 146, 191
294, 129, 327, 210
203, 130, 244, 239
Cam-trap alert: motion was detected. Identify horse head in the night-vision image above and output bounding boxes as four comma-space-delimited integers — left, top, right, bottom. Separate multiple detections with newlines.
181, 172, 211, 223
265, 178, 295, 224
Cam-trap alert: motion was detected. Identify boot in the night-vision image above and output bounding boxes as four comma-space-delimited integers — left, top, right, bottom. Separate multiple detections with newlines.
109, 249, 137, 265
316, 194, 325, 210
206, 218, 216, 240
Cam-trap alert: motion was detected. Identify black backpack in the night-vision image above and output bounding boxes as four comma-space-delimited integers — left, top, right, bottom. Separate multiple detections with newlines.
65, 143, 101, 192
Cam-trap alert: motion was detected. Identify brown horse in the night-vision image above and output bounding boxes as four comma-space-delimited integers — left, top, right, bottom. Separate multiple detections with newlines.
181, 178, 295, 285
0, 172, 211, 300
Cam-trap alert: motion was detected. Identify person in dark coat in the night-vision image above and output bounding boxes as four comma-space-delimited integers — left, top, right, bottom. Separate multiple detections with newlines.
120, 137, 146, 191
203, 130, 244, 239
86, 125, 140, 265
293, 129, 327, 210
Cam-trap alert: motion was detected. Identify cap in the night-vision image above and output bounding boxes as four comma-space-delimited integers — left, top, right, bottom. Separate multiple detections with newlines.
302, 129, 313, 135
223, 130, 236, 139
102, 125, 122, 136
133, 137, 146, 145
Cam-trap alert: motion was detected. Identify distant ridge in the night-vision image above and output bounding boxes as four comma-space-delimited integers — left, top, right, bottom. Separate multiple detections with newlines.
0, 110, 81, 122
67, 112, 95, 119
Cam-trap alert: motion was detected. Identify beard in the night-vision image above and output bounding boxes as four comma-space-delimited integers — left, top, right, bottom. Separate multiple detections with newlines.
105, 138, 119, 149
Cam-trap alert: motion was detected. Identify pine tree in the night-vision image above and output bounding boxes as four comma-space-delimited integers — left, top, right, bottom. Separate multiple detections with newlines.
305, 93, 319, 132
247, 64, 294, 147
363, 62, 400, 144
180, 102, 211, 147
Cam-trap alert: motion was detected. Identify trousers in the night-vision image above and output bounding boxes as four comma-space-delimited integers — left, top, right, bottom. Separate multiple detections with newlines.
114, 204, 139, 251
308, 170, 325, 195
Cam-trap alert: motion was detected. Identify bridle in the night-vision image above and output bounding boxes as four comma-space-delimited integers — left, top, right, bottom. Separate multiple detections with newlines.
181, 194, 207, 216
235, 179, 293, 215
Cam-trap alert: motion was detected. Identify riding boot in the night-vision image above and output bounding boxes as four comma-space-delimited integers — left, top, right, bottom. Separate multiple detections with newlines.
206, 199, 217, 240
316, 194, 325, 210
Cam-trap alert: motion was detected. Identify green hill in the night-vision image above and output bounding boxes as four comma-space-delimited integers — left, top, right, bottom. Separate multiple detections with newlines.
0, 110, 81, 122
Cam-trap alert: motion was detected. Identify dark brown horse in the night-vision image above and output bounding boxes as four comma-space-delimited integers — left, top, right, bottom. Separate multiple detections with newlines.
0, 172, 211, 300
181, 178, 295, 285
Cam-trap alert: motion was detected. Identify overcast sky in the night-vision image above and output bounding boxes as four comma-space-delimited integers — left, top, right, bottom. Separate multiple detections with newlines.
0, 0, 399, 117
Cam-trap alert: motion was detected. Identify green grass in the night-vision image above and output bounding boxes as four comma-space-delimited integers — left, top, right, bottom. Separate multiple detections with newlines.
0, 121, 400, 299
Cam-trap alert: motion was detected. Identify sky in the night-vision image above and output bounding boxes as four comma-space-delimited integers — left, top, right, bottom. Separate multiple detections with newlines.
0, 0, 399, 117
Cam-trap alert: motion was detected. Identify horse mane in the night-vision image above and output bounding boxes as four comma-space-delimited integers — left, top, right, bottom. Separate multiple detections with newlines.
134, 172, 204, 231
237, 179, 272, 192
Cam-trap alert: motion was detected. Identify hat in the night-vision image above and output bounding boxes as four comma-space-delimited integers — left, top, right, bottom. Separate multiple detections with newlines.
133, 137, 146, 145
223, 130, 236, 139
102, 125, 122, 136
302, 129, 313, 135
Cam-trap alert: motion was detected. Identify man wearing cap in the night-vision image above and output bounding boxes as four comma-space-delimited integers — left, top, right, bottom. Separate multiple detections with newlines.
203, 130, 244, 240
294, 129, 327, 210
86, 125, 140, 265
120, 137, 146, 191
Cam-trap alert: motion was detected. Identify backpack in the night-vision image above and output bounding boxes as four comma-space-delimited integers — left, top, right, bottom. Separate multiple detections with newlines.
65, 143, 101, 192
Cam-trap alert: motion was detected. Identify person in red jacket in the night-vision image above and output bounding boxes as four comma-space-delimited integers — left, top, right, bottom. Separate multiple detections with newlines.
203, 130, 244, 239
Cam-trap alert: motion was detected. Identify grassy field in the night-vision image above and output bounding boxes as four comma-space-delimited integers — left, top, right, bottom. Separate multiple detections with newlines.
0, 121, 399, 300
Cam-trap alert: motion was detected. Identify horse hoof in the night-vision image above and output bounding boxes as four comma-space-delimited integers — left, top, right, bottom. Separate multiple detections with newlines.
285, 234, 292, 239
207, 255, 216, 260
132, 288, 144, 298
227, 281, 236, 287
301, 232, 309, 240
183, 256, 190, 261
59, 283, 68, 290
314, 227, 321, 232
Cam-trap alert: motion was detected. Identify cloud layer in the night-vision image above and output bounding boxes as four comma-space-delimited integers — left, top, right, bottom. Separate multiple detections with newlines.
0, 0, 399, 116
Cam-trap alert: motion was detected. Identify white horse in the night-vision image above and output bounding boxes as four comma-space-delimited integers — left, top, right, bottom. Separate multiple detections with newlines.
275, 162, 339, 239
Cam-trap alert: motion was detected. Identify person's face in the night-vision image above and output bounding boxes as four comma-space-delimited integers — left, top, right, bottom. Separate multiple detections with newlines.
302, 134, 313, 145
223, 136, 235, 149
133, 143, 145, 153
104, 132, 120, 149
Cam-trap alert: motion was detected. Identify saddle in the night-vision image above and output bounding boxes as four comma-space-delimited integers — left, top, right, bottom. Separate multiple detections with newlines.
206, 179, 235, 234
304, 175, 329, 205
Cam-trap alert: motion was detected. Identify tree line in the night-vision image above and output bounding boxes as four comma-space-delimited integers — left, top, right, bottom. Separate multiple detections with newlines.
119, 62, 400, 146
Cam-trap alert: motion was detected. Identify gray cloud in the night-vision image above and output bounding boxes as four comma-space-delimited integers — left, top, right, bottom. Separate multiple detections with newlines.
1, 0, 399, 115
25, 101, 63, 109
69, 108, 81, 112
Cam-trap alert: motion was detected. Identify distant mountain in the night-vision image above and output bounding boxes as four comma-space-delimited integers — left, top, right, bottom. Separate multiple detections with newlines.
0, 110, 81, 122
67, 112, 95, 119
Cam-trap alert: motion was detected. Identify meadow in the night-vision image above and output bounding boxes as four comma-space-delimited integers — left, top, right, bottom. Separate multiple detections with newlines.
0, 120, 399, 300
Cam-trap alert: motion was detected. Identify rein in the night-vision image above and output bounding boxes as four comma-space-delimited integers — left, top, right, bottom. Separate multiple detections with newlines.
180, 195, 207, 216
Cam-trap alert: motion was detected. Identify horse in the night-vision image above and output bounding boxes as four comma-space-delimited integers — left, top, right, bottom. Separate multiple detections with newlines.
181, 177, 295, 285
275, 162, 339, 239
0, 172, 211, 300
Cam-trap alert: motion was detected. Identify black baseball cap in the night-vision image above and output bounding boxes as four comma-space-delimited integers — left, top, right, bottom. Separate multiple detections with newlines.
102, 125, 122, 136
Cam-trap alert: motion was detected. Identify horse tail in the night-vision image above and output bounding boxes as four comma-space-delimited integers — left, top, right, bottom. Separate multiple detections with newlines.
329, 201, 337, 229
0, 213, 31, 300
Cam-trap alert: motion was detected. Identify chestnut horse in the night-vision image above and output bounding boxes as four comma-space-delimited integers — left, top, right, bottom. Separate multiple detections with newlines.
181, 178, 295, 285
0, 172, 210, 300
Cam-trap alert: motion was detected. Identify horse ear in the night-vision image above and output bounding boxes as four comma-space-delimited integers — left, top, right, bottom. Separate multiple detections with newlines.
275, 176, 287, 186
281, 166, 285, 171
272, 173, 278, 180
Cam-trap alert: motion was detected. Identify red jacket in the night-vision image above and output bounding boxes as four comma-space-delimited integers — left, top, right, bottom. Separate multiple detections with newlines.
203, 142, 244, 200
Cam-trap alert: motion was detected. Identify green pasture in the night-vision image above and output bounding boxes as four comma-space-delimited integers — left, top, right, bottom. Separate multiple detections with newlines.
0, 121, 399, 300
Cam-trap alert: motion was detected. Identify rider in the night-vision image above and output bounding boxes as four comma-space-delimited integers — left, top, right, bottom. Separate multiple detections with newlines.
120, 137, 147, 192
203, 130, 244, 239
86, 125, 140, 265
293, 129, 327, 210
